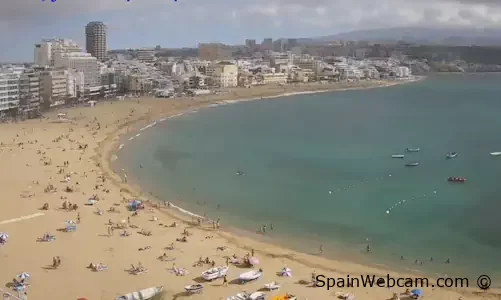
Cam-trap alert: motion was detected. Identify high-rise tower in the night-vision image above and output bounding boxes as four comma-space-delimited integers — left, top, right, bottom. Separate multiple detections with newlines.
85, 21, 107, 61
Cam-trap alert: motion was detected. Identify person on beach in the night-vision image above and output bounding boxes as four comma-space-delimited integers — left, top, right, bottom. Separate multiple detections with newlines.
311, 270, 317, 286
251, 249, 254, 256
319, 245, 323, 254
223, 275, 228, 287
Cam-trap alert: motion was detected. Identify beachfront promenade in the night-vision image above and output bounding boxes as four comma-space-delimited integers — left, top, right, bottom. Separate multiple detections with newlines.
0, 80, 492, 300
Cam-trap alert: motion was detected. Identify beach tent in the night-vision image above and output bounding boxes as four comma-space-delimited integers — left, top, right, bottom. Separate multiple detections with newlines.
128, 200, 143, 211
65, 221, 77, 232
17, 272, 30, 280
411, 289, 422, 297
279, 267, 292, 277
0, 232, 8, 240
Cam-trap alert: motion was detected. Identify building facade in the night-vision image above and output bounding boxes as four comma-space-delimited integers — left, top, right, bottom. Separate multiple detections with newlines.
54, 52, 99, 87
199, 43, 232, 61
208, 62, 238, 87
85, 21, 107, 61
39, 69, 68, 108
34, 39, 82, 67
136, 48, 156, 63
0, 73, 20, 113
19, 69, 40, 112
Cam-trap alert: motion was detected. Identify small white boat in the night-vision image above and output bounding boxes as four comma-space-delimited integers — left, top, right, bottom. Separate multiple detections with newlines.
202, 266, 229, 281
227, 292, 250, 300
249, 291, 266, 300
239, 270, 263, 282
490, 152, 501, 156
184, 284, 203, 294
116, 286, 163, 300
446, 152, 458, 159
406, 148, 420, 152
391, 154, 405, 158
405, 162, 420, 167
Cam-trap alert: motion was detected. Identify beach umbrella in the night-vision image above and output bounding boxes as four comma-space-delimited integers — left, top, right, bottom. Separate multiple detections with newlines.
0, 232, 8, 240
411, 289, 422, 296
65, 220, 76, 224
17, 272, 30, 280
249, 257, 259, 266
281, 270, 292, 277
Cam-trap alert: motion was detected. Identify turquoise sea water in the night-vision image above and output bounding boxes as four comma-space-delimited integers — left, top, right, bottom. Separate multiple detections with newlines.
116, 74, 501, 284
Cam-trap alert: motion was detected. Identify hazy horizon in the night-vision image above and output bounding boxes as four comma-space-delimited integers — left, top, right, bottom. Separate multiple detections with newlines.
3, 0, 501, 61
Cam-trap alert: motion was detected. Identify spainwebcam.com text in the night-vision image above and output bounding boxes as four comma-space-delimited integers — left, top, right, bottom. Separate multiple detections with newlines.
315, 274, 471, 290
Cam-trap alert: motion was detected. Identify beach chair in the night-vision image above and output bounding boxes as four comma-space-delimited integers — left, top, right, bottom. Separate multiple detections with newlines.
95, 264, 108, 272
264, 281, 280, 291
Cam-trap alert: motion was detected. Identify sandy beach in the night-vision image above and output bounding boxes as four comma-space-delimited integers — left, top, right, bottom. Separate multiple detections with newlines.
1, 80, 498, 300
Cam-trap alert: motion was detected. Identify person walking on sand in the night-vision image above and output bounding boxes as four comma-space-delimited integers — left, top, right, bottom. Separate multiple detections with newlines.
251, 249, 254, 257
311, 270, 317, 286
319, 245, 323, 254
223, 275, 228, 287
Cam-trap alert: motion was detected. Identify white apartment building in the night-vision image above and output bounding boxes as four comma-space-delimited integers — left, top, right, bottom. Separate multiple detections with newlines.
208, 62, 238, 87
270, 52, 293, 66
19, 69, 40, 111
0, 73, 20, 112
67, 70, 85, 98
394, 66, 411, 77
34, 39, 82, 67
54, 52, 99, 87
136, 48, 155, 63
259, 72, 288, 84
39, 69, 68, 108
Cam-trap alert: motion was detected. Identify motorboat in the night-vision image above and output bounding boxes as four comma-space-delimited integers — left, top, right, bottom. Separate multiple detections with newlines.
236, 169, 245, 176
446, 152, 458, 159
115, 286, 163, 300
202, 266, 228, 281
448, 177, 466, 183
249, 292, 266, 300
405, 162, 420, 167
227, 292, 250, 300
490, 152, 501, 156
239, 270, 263, 283
406, 148, 420, 152
391, 154, 405, 158
184, 284, 204, 294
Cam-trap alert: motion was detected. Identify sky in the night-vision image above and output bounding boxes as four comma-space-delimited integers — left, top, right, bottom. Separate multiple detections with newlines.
2, 0, 501, 62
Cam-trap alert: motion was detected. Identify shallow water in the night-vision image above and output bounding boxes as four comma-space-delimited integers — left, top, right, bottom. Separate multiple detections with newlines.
117, 74, 501, 284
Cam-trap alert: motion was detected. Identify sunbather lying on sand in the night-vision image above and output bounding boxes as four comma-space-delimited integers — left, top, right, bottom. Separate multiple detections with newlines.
138, 246, 151, 251
176, 236, 187, 242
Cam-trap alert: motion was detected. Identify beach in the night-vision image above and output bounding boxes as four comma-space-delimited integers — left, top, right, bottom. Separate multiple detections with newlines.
0, 79, 496, 300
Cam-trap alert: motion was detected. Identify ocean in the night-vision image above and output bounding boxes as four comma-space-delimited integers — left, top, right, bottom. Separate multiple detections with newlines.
115, 74, 501, 284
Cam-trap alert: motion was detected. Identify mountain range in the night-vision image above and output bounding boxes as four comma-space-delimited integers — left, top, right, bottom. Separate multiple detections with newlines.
308, 26, 501, 46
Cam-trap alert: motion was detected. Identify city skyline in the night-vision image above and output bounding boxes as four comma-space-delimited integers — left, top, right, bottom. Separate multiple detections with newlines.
3, 0, 501, 61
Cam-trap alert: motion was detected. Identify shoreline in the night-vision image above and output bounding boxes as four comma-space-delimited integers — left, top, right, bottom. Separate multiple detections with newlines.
3, 77, 495, 299
102, 77, 494, 292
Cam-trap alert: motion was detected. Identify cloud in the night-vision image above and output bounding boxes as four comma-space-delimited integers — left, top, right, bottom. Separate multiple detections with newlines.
4, 0, 501, 31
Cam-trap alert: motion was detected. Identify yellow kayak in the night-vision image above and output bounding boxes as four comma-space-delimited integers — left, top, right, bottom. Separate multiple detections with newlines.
271, 295, 296, 300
